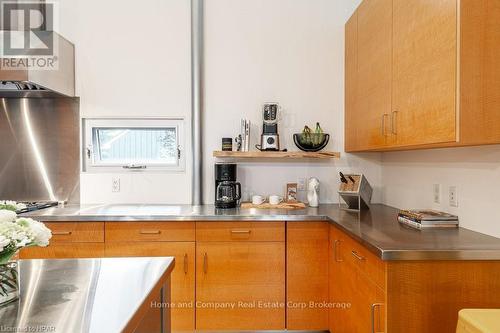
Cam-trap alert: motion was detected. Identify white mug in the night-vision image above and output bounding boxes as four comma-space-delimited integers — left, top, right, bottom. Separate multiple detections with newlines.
252, 195, 266, 205
269, 195, 283, 205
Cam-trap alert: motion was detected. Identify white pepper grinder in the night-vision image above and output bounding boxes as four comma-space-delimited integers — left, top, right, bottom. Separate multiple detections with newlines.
307, 177, 320, 207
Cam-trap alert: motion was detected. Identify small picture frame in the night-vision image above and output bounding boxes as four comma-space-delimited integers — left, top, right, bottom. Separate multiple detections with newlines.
286, 183, 298, 202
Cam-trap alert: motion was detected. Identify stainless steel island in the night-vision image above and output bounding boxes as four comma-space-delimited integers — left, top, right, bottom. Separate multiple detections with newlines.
0, 257, 175, 333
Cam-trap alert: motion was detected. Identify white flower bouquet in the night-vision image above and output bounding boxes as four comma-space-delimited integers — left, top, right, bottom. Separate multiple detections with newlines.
0, 201, 52, 264
0, 201, 51, 305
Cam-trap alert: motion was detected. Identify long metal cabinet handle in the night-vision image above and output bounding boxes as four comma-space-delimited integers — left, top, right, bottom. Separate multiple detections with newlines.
183, 253, 188, 274
53, 231, 72, 236
381, 114, 389, 136
371, 303, 383, 333
203, 252, 208, 274
391, 111, 399, 135
351, 250, 365, 261
140, 230, 161, 235
231, 230, 251, 234
334, 240, 343, 262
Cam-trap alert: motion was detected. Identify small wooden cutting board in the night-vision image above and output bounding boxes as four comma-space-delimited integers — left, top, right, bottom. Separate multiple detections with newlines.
240, 201, 307, 210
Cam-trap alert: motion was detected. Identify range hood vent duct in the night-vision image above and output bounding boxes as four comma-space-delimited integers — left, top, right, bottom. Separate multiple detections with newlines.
0, 0, 75, 97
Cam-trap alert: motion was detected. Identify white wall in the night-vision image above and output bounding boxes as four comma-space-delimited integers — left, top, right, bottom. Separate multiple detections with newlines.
58, 0, 193, 204
381, 145, 500, 238
56, 0, 383, 205
203, 0, 381, 204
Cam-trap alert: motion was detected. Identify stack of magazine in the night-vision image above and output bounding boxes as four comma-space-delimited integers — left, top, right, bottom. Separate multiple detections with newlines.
398, 210, 459, 229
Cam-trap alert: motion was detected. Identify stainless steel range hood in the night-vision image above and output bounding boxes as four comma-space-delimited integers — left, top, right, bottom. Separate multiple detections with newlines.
0, 30, 75, 97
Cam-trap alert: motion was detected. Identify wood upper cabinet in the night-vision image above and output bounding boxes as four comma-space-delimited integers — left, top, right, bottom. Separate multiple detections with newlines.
287, 222, 329, 330
344, 11, 359, 152
459, 0, 500, 145
196, 240, 286, 330
355, 0, 394, 150
345, 0, 500, 151
392, 0, 457, 147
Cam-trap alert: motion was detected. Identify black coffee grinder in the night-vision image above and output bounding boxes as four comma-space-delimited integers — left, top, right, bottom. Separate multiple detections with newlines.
215, 163, 241, 209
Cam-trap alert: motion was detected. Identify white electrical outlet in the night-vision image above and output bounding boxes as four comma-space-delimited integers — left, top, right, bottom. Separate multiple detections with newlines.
298, 178, 306, 191
433, 184, 441, 204
449, 186, 458, 207
112, 178, 121, 193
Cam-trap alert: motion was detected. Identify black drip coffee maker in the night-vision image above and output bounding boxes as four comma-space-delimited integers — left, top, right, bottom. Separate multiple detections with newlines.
215, 163, 241, 209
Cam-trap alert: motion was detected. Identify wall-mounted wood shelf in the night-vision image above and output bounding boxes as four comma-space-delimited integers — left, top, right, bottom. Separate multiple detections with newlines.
213, 151, 340, 159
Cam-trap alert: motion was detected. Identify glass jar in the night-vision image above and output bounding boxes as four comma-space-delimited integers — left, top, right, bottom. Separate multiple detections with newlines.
0, 252, 20, 306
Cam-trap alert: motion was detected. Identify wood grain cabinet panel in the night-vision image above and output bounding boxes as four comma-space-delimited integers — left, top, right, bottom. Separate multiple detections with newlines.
386, 261, 500, 333
19, 222, 105, 259
343, 234, 386, 290
20, 243, 105, 259
105, 241, 196, 333
392, 0, 457, 147
329, 225, 386, 333
460, 0, 500, 145
196, 241, 286, 330
106, 222, 195, 242
195, 221, 285, 242
45, 222, 104, 242
287, 222, 329, 330
344, 10, 359, 152
346, 0, 500, 151
355, 0, 394, 150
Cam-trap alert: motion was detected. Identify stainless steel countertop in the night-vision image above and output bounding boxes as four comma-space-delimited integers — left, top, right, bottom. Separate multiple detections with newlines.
0, 257, 174, 333
22, 204, 500, 261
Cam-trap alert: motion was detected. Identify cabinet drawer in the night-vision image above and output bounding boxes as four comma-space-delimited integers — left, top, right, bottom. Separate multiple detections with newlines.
20, 243, 105, 258
45, 222, 104, 243
106, 222, 195, 242
344, 235, 386, 290
196, 222, 285, 242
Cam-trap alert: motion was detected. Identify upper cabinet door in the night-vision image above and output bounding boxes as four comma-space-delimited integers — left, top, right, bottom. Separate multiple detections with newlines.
392, 0, 457, 147
344, 11, 359, 152
356, 0, 394, 150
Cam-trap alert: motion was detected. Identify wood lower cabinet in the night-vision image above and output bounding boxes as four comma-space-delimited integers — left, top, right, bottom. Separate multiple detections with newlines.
345, 0, 500, 152
20, 243, 105, 258
287, 222, 329, 330
329, 224, 386, 333
195, 241, 286, 330
329, 224, 500, 333
105, 242, 195, 332
20, 222, 105, 259
105, 222, 196, 333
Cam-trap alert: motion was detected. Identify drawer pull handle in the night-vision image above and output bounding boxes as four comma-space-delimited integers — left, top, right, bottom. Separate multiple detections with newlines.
183, 253, 188, 274
231, 230, 251, 234
53, 231, 72, 236
381, 114, 389, 136
371, 303, 383, 333
203, 253, 208, 274
391, 110, 399, 135
334, 240, 343, 262
139, 230, 161, 235
351, 250, 365, 261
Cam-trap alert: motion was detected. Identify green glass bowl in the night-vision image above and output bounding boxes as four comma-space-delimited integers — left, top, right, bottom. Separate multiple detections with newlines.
293, 133, 330, 152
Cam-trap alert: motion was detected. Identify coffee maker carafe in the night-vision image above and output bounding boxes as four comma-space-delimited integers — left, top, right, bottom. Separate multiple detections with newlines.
215, 163, 241, 209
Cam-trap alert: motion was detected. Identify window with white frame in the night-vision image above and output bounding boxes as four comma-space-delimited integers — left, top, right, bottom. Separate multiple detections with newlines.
83, 118, 185, 172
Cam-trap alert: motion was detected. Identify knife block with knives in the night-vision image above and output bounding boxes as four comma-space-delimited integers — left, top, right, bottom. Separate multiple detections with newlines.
338, 172, 372, 212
